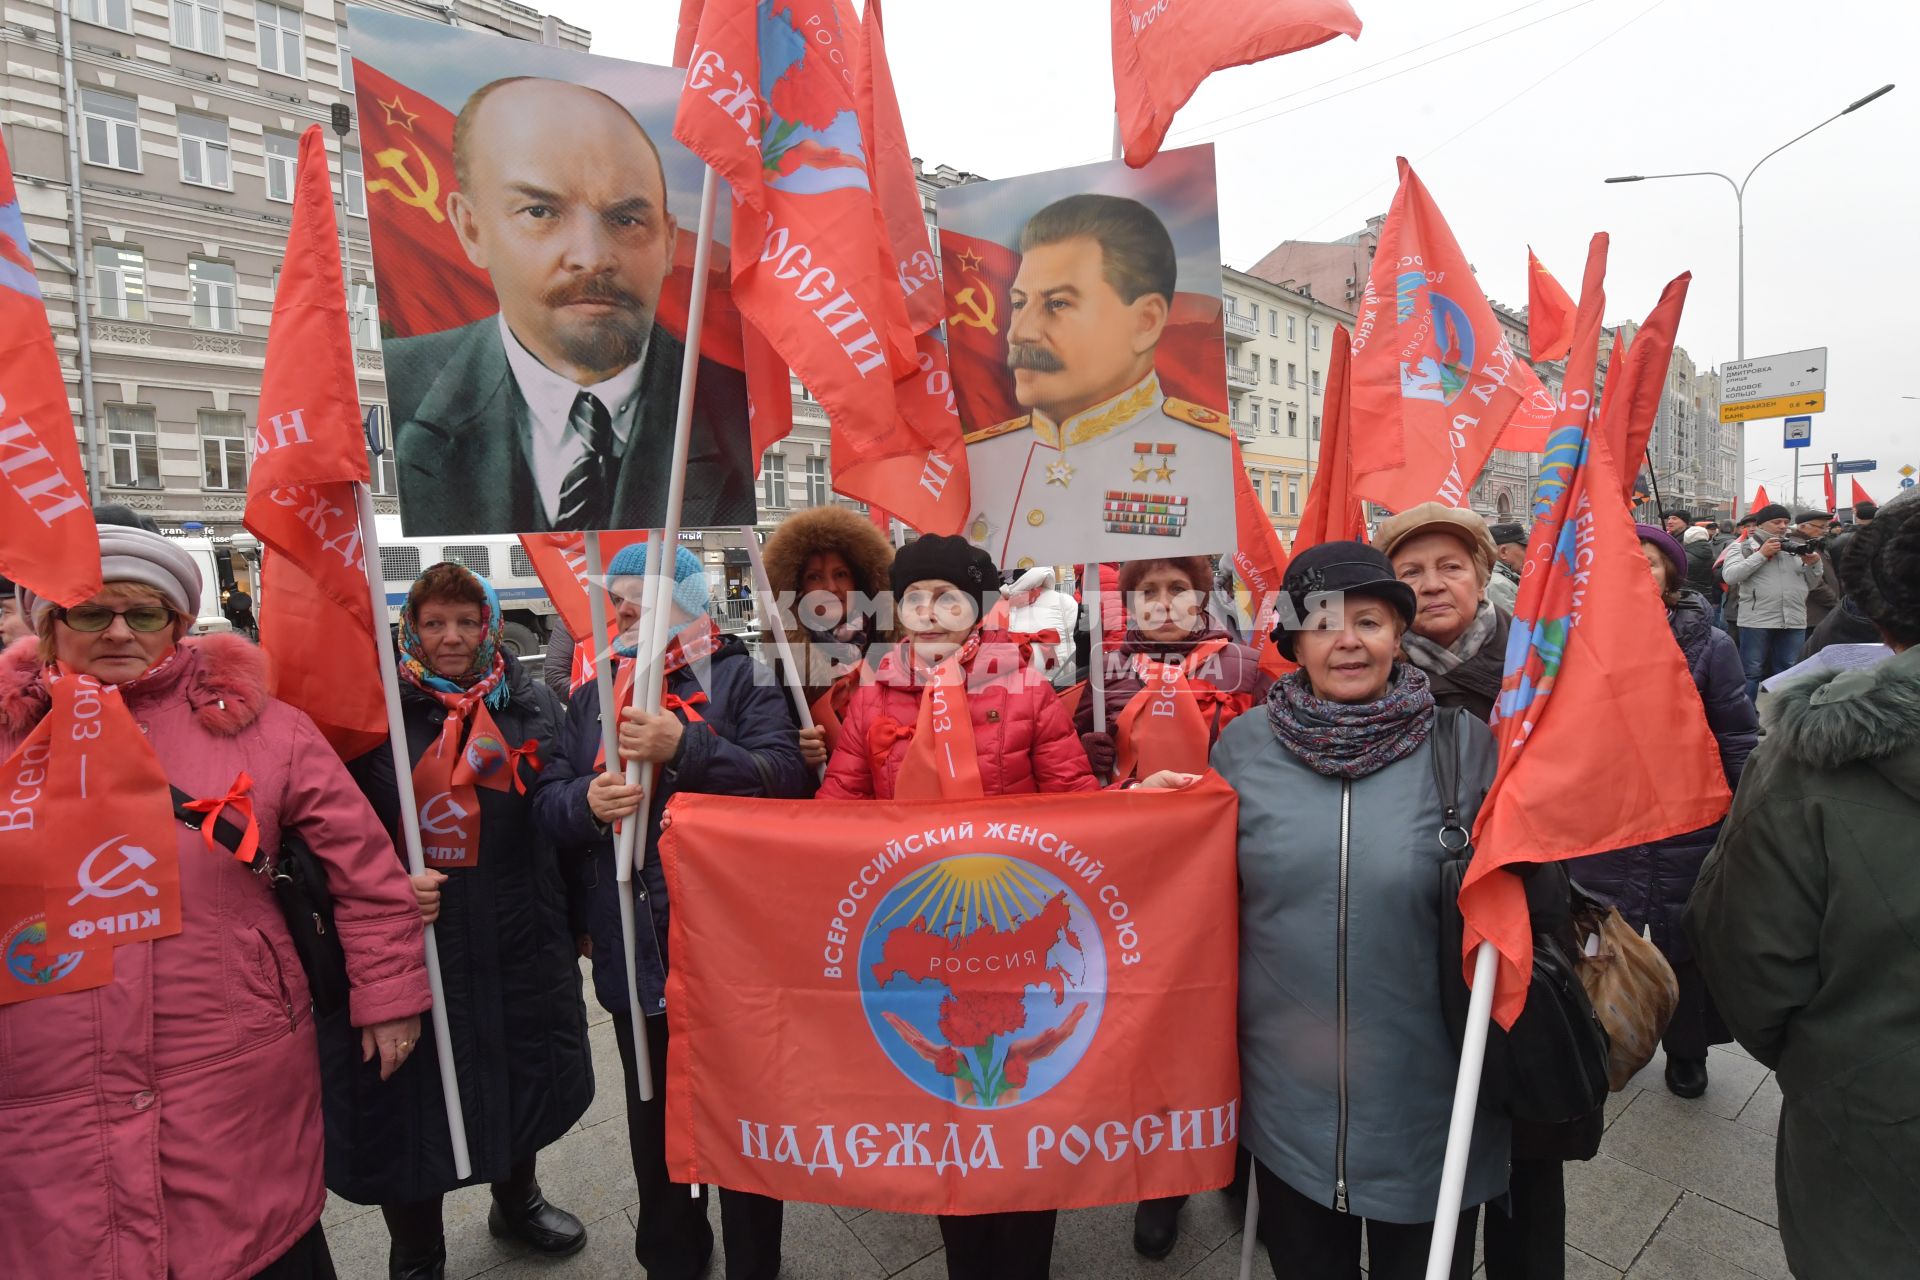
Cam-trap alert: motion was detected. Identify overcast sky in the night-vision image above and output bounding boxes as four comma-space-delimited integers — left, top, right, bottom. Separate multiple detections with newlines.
567, 0, 1917, 510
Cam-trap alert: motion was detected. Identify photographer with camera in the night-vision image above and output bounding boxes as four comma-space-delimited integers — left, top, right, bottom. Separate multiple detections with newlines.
1721, 504, 1828, 700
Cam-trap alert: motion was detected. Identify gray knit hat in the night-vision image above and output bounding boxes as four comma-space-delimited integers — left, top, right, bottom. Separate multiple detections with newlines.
19, 525, 202, 621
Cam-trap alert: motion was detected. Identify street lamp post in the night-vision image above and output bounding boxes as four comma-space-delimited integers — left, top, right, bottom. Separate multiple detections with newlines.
1605, 83, 1893, 509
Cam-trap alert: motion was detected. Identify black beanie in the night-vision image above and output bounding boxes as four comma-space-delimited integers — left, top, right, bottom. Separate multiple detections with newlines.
889, 535, 998, 616
1751, 503, 1791, 525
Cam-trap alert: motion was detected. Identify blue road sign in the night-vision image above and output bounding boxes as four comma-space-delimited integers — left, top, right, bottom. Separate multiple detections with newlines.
1904, 477, 1917, 490
1834, 459, 1876, 474
1783, 415, 1812, 448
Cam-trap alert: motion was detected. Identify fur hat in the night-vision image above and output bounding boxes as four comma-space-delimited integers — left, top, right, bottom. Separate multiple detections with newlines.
760, 505, 894, 638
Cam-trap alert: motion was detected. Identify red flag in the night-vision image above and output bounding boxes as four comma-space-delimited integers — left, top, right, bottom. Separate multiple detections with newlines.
0, 134, 98, 608
673, 0, 704, 66
833, 0, 972, 535
1226, 436, 1294, 678
1594, 273, 1691, 496
1350, 161, 1554, 505
1291, 324, 1367, 552
1110, 0, 1361, 168
243, 128, 385, 760
1749, 483, 1770, 513
1823, 465, 1836, 515
1525, 247, 1576, 364
1462, 234, 1731, 1029
677, 0, 906, 480
1850, 477, 1873, 508
516, 532, 650, 691
660, 782, 1242, 1212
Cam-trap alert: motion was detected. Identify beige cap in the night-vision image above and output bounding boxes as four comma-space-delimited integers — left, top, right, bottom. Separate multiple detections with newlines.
1374, 503, 1497, 579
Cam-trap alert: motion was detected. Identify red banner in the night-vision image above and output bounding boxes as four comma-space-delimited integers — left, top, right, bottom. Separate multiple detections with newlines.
1595, 273, 1690, 496
1851, 477, 1873, 508
516, 531, 651, 691
1466, 235, 1731, 1028
1292, 323, 1367, 552
1350, 161, 1554, 507
1110, 0, 1361, 168
661, 780, 1242, 1213
0, 133, 99, 608
1227, 436, 1294, 678
1526, 247, 1576, 364
243, 129, 384, 760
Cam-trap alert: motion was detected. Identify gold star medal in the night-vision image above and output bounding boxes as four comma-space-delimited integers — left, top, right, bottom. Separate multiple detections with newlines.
1045, 458, 1075, 487
1131, 442, 1153, 481
1153, 443, 1177, 483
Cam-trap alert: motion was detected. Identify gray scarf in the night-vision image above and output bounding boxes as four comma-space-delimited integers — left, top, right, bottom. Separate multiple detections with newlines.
1401, 600, 1499, 675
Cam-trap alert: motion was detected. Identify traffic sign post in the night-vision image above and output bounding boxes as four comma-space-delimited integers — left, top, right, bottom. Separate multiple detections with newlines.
1783, 416, 1812, 449
1720, 347, 1828, 424
1724, 391, 1826, 424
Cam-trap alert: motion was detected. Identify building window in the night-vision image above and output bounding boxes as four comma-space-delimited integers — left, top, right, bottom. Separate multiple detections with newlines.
200, 411, 248, 490
80, 90, 141, 171
106, 405, 160, 489
172, 0, 222, 54
351, 280, 379, 349
75, 0, 132, 32
263, 132, 297, 203
1246, 398, 1260, 429
1287, 315, 1297, 341
188, 258, 238, 331
1267, 475, 1282, 516
1288, 478, 1300, 515
255, 1, 305, 77
1268, 357, 1278, 385
1287, 362, 1297, 388
1269, 311, 1279, 337
370, 447, 397, 496
343, 146, 364, 217
761, 451, 787, 507
1311, 323, 1321, 350
1268, 405, 1279, 434
93, 244, 148, 320
804, 454, 829, 506
338, 39, 353, 92
1247, 303, 1258, 326
177, 112, 232, 189
1312, 414, 1322, 438
1311, 369, 1321, 394
1287, 409, 1298, 437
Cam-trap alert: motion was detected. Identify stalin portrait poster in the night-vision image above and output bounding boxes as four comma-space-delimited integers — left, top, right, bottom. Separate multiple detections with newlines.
346, 7, 758, 536
938, 146, 1235, 569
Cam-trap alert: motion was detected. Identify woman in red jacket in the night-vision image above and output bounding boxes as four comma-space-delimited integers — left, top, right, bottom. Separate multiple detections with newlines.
818, 534, 1095, 1279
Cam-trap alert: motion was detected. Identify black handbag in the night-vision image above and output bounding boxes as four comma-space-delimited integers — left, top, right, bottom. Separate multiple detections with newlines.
1429, 708, 1611, 1126
171, 786, 350, 1017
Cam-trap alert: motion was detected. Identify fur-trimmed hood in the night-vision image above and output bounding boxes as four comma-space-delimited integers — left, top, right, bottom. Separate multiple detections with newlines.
0, 632, 272, 745
760, 505, 894, 635
1764, 643, 1920, 791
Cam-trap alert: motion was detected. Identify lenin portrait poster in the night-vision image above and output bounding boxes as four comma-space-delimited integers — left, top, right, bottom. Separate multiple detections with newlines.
346, 7, 758, 536
936, 146, 1234, 570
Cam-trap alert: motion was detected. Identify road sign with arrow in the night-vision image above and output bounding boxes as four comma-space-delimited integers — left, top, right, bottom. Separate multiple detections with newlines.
1720, 347, 1828, 423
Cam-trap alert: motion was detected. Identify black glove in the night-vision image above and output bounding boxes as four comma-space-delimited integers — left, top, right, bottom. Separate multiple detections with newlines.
1080, 731, 1116, 777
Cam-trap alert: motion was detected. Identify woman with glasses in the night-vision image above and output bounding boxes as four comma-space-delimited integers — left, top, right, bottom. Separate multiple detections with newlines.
0, 523, 431, 1280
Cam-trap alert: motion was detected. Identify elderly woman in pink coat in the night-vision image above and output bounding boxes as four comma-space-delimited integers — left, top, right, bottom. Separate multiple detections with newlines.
0, 524, 431, 1279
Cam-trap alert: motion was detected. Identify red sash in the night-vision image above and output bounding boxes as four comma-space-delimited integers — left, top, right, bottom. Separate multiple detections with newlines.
1113, 639, 1237, 781
0, 666, 181, 1006
595, 618, 724, 770
414, 697, 536, 869
881, 640, 985, 801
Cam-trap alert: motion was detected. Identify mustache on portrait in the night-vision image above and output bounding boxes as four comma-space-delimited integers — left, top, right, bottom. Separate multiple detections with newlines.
544, 275, 644, 311
1006, 343, 1065, 373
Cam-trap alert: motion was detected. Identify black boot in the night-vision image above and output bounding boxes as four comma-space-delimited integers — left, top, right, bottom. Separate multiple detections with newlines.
1665, 1055, 1709, 1099
1133, 1196, 1183, 1260
488, 1178, 588, 1257
388, 1240, 446, 1280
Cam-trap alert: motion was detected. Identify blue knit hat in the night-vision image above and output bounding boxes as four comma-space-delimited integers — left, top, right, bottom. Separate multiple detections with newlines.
606, 542, 710, 618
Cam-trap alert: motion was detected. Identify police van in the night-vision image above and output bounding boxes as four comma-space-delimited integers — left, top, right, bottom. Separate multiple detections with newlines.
171, 536, 234, 635
373, 516, 555, 657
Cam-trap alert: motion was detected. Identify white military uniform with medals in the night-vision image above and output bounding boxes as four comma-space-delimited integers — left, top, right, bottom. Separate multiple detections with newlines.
962, 370, 1236, 569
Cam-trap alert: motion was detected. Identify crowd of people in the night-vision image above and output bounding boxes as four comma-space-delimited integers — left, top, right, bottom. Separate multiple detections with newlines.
0, 490, 1914, 1280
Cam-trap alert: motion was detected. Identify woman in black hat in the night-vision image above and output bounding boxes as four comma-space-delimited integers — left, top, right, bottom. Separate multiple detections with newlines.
1150, 542, 1507, 1279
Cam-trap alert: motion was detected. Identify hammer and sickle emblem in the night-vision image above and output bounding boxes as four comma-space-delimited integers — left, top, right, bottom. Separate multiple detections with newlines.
419, 791, 471, 839
367, 141, 444, 223
949, 275, 998, 336
66, 837, 159, 906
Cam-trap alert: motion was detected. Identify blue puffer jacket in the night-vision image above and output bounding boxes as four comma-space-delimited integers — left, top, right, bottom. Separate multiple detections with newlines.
1569, 591, 1757, 961
533, 633, 813, 1015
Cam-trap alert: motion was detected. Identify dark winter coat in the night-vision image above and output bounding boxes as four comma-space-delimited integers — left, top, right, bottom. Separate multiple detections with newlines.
1684, 538, 1720, 600
1801, 595, 1882, 659
1406, 608, 1511, 722
1567, 591, 1757, 962
1686, 643, 1920, 1280
533, 634, 813, 1016
327, 654, 591, 1204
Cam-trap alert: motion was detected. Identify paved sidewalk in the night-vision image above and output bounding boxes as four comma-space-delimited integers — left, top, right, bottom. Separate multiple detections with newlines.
322, 997, 1788, 1279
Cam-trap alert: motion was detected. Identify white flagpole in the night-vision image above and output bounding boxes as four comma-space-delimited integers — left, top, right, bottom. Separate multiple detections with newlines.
1424, 938, 1500, 1279
584, 532, 654, 1101
612, 163, 720, 1044
1089, 113, 1124, 744
741, 526, 824, 782
1237, 1179, 1261, 1280
352, 478, 473, 1180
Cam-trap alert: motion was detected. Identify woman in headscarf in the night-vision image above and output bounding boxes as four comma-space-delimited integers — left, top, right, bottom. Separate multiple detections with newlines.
0, 524, 430, 1280
331, 562, 593, 1280
534, 544, 812, 1280
759, 504, 894, 766
1377, 503, 1509, 720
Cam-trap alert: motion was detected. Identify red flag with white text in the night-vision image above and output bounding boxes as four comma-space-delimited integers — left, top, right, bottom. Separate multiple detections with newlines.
1110, 0, 1361, 168
243, 128, 385, 760
1463, 235, 1730, 1029
1350, 161, 1554, 503
1292, 324, 1367, 552
1526, 248, 1576, 364
0, 134, 98, 608
517, 532, 651, 692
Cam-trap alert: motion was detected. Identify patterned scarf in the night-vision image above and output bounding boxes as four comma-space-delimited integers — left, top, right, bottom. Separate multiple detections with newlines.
1400, 600, 1500, 676
397, 569, 511, 712
1266, 661, 1435, 779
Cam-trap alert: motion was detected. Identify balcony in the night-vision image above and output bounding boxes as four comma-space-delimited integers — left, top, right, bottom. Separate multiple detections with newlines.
1224, 311, 1257, 342
1226, 362, 1259, 393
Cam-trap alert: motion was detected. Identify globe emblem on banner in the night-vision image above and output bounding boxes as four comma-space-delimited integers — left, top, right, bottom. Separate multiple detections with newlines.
859, 855, 1105, 1109
463, 733, 508, 780
3, 915, 84, 987
1397, 281, 1476, 406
